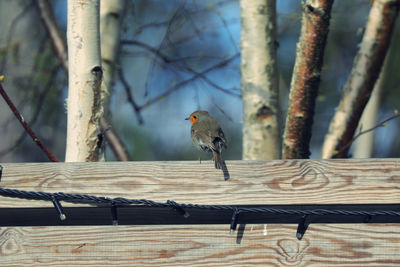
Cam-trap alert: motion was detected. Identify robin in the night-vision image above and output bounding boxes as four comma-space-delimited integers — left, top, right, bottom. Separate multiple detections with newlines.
185, 110, 227, 169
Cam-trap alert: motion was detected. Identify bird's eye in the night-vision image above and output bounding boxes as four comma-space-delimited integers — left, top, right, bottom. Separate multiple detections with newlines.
193, 116, 197, 119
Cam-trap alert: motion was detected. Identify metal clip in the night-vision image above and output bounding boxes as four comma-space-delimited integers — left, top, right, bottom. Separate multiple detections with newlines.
364, 214, 372, 223
167, 200, 190, 218
230, 208, 239, 235
51, 196, 66, 221
296, 215, 308, 240
111, 202, 118, 225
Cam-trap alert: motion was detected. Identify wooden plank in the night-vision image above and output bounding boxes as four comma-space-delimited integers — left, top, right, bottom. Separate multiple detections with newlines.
1, 224, 399, 266
0, 159, 399, 207
0, 160, 399, 265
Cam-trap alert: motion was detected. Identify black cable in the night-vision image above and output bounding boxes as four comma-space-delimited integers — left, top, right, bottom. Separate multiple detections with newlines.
1, 187, 400, 217
1, 161, 400, 241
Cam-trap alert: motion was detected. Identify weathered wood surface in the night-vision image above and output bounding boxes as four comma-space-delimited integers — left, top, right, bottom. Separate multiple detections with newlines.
0, 159, 399, 207
0, 159, 400, 266
1, 224, 399, 266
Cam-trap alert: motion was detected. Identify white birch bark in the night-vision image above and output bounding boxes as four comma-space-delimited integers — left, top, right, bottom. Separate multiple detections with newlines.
240, 0, 281, 160
65, 0, 103, 162
352, 36, 394, 158
100, 0, 126, 110
352, 80, 382, 158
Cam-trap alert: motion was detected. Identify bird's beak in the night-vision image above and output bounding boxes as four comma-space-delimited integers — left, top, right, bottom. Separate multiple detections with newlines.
185, 117, 189, 120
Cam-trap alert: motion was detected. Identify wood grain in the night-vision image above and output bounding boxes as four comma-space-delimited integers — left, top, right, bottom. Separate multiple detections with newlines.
0, 159, 399, 207
0, 160, 399, 265
0, 224, 399, 266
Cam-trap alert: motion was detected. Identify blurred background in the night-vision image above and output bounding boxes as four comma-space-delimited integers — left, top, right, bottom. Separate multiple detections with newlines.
0, 0, 399, 162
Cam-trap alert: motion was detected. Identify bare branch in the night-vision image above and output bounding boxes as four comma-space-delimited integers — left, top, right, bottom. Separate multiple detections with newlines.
210, 96, 233, 122
139, 53, 239, 109
0, 2, 34, 73
118, 67, 144, 124
122, 0, 240, 107
133, 0, 235, 35
122, 40, 241, 97
35, 0, 68, 70
337, 113, 400, 156
215, 10, 239, 53
100, 117, 131, 161
0, 82, 59, 162
143, 2, 187, 97
322, 0, 400, 158
0, 62, 61, 157
122, 40, 172, 63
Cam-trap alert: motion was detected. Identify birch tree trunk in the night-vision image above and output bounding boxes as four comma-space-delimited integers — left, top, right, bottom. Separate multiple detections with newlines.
36, 0, 130, 161
99, 0, 130, 161
282, 0, 334, 159
241, 0, 281, 160
65, 0, 103, 162
352, 69, 384, 158
352, 24, 396, 158
321, 0, 400, 158
100, 0, 126, 112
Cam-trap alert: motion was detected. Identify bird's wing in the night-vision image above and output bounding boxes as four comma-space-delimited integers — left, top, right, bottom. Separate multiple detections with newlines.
191, 127, 213, 151
203, 119, 227, 150
217, 127, 227, 148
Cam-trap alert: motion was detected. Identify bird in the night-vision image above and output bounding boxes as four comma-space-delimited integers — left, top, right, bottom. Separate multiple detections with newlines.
185, 110, 227, 169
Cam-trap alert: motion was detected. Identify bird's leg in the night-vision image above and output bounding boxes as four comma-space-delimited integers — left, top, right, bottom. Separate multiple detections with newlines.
198, 155, 202, 164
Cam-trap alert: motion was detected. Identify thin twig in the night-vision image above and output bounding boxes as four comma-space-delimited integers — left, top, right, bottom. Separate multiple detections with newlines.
100, 117, 131, 161
139, 53, 239, 109
122, 40, 241, 97
336, 113, 400, 157
133, 0, 235, 35
0, 64, 61, 157
157, 0, 238, 49
143, 2, 187, 97
122, 40, 171, 62
322, 0, 400, 158
118, 67, 144, 124
122, 1, 241, 104
215, 11, 239, 53
35, 0, 68, 70
0, 82, 59, 162
2, 35, 49, 129
0, 2, 34, 73
209, 94, 234, 122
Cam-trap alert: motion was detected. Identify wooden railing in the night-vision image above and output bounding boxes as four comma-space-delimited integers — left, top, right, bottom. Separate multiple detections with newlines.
0, 159, 399, 266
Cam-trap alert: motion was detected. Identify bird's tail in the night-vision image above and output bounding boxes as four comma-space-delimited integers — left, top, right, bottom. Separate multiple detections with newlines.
212, 150, 223, 170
